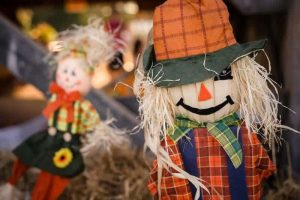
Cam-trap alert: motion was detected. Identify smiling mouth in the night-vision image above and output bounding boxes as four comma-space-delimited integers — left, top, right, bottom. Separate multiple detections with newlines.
65, 83, 77, 89
176, 95, 235, 115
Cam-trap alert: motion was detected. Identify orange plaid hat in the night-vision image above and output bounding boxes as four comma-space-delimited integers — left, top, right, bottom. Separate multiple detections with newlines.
153, 0, 236, 61
143, 0, 267, 87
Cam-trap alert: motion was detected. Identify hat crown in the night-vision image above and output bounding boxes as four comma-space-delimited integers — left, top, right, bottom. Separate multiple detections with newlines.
153, 0, 236, 61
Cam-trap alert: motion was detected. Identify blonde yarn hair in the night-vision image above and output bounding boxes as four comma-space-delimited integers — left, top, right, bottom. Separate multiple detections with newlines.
53, 18, 118, 70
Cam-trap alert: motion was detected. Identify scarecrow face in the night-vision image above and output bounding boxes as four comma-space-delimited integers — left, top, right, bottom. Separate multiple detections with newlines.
56, 57, 92, 95
168, 67, 240, 122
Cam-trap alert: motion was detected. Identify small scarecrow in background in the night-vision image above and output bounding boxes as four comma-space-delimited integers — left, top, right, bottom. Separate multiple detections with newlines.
0, 19, 116, 200
134, 0, 283, 199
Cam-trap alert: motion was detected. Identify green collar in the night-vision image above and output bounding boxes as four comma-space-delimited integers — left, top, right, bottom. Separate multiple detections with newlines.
168, 113, 243, 168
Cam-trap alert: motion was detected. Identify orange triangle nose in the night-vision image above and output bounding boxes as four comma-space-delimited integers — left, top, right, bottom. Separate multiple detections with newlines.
198, 83, 212, 101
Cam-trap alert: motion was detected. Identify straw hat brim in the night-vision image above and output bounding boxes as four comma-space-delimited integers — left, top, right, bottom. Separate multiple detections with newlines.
143, 39, 267, 88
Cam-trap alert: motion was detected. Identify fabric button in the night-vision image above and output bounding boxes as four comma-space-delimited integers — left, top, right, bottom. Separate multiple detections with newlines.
63, 133, 72, 142
48, 127, 57, 136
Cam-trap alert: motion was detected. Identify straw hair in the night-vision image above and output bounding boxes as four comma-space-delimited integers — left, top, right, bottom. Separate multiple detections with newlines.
80, 119, 129, 158
54, 18, 118, 69
134, 67, 210, 199
231, 55, 283, 144
135, 53, 285, 149
134, 30, 210, 200
134, 29, 292, 199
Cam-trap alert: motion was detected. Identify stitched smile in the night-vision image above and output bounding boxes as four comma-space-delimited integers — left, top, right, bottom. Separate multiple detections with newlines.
176, 95, 235, 115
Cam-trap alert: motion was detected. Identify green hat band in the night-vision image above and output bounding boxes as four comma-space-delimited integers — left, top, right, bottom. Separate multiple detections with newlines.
143, 39, 267, 88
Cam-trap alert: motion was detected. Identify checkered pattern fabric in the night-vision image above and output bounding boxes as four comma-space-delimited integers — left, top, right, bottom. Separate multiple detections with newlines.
207, 123, 242, 169
148, 138, 193, 200
153, 0, 236, 61
148, 125, 275, 200
169, 113, 243, 168
47, 95, 100, 134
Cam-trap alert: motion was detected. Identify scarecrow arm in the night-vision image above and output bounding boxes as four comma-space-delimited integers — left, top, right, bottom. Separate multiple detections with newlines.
80, 100, 100, 133
250, 134, 276, 178
147, 159, 159, 196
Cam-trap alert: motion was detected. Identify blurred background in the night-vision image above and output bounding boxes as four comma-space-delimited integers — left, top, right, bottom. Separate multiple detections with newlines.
1, 0, 300, 199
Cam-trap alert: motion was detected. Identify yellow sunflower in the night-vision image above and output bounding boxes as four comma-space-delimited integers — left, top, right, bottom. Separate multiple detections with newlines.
53, 148, 73, 168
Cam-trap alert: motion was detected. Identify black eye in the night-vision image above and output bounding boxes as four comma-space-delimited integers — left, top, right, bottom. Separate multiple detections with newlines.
71, 70, 76, 76
63, 69, 68, 74
214, 67, 233, 81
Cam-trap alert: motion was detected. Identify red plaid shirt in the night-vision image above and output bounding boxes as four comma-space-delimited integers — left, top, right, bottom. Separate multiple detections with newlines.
148, 125, 275, 200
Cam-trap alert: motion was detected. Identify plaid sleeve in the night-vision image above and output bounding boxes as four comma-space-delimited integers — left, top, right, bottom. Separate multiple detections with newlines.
80, 100, 100, 132
147, 137, 192, 199
46, 94, 57, 126
251, 134, 276, 179
148, 159, 159, 197
49, 94, 56, 102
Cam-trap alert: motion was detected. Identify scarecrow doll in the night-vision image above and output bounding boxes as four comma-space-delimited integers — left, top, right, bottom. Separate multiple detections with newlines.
1, 19, 116, 200
134, 0, 281, 199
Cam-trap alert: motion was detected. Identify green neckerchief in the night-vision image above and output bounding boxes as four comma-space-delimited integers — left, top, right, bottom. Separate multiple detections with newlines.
168, 113, 243, 169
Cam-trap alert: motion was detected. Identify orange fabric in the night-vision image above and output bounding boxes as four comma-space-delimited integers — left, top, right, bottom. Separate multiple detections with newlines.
148, 139, 193, 199
7, 160, 29, 185
148, 126, 276, 200
198, 83, 212, 101
153, 0, 236, 61
32, 171, 69, 200
43, 82, 81, 123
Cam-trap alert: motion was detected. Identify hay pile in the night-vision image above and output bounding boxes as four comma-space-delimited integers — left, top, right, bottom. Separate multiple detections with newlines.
0, 146, 151, 200
265, 144, 300, 200
60, 145, 152, 200
0, 121, 152, 200
61, 120, 152, 200
265, 178, 300, 200
2, 146, 300, 200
